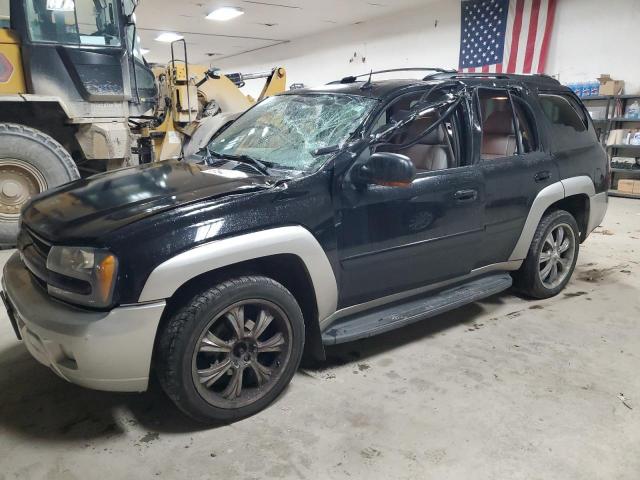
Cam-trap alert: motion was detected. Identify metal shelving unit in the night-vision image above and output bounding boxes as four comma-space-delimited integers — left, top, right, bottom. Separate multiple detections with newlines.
582, 94, 640, 199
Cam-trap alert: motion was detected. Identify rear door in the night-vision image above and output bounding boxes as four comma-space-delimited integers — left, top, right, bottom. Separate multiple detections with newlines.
475, 86, 559, 267
336, 87, 484, 307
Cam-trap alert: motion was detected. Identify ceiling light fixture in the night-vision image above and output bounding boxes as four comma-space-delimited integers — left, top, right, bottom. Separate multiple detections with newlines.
206, 7, 244, 21
155, 32, 184, 43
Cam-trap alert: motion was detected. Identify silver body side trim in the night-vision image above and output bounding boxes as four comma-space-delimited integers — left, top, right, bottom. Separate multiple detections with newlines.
320, 260, 521, 331
563, 175, 596, 198
509, 176, 601, 262
586, 191, 608, 235
139, 226, 339, 322
508, 181, 565, 261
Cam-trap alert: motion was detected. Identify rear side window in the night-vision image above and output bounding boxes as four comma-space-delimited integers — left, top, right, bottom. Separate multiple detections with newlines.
538, 93, 596, 150
539, 94, 586, 131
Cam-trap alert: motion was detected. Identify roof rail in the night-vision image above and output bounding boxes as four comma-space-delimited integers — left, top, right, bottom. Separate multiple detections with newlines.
333, 67, 457, 85
428, 72, 561, 85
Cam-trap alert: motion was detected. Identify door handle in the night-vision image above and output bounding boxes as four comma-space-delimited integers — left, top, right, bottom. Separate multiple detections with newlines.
534, 170, 551, 182
454, 189, 478, 202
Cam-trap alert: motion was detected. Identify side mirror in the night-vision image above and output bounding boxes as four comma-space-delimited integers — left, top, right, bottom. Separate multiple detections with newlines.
353, 152, 416, 187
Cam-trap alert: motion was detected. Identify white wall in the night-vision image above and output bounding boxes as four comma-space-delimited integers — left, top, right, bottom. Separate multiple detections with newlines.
217, 0, 640, 97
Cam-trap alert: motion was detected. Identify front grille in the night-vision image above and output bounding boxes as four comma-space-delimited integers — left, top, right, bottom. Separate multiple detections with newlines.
17, 228, 52, 286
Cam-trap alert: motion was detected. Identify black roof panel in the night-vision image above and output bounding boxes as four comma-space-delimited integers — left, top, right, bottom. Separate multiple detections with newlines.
280, 72, 563, 100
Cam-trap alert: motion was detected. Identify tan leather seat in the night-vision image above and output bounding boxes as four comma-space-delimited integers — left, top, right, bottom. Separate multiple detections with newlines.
403, 128, 449, 171
482, 111, 517, 159
378, 111, 450, 171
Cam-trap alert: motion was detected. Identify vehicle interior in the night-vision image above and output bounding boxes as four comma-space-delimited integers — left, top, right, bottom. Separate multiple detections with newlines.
372, 91, 462, 172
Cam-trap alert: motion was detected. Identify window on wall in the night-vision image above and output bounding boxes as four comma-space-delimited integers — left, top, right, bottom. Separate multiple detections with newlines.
478, 88, 538, 160
25, 0, 121, 46
538, 93, 596, 150
0, 0, 9, 28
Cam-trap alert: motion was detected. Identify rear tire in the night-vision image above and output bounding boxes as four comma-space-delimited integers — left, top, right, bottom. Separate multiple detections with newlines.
513, 209, 580, 299
156, 276, 305, 424
0, 123, 79, 247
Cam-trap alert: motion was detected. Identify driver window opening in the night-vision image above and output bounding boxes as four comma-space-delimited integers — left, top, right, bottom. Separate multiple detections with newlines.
25, 0, 121, 46
373, 91, 462, 173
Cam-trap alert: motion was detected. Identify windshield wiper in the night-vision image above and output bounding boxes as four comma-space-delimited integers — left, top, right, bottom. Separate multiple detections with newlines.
207, 148, 271, 175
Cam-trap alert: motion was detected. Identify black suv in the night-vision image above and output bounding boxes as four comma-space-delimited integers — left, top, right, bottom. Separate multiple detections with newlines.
2, 71, 608, 422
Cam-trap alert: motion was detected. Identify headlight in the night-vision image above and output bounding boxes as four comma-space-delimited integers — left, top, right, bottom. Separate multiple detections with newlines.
46, 246, 118, 308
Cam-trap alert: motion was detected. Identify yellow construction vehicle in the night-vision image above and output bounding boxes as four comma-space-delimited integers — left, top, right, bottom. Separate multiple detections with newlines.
136, 40, 286, 162
0, 0, 285, 246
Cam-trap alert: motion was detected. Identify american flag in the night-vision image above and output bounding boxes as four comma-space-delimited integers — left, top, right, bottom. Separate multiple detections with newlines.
459, 0, 557, 74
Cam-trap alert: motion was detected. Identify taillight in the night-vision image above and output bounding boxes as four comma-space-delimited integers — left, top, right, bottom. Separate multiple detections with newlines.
0, 53, 14, 83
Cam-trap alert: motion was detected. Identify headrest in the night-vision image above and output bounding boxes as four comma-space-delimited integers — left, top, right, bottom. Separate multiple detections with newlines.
389, 110, 443, 144
483, 111, 515, 135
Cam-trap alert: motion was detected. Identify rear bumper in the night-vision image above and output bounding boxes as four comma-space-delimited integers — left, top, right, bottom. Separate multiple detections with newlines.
2, 252, 165, 392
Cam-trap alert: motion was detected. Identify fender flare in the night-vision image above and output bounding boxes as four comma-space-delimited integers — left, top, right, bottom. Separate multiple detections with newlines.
509, 176, 595, 261
138, 226, 339, 322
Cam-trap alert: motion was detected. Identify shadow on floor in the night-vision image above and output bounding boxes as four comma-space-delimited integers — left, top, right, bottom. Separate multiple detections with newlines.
0, 343, 215, 443
0, 292, 512, 442
319, 293, 509, 368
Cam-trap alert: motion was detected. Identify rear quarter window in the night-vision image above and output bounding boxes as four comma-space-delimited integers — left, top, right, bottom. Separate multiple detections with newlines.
538, 93, 597, 151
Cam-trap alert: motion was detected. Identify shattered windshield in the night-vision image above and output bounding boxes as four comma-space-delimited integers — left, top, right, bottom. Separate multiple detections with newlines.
206, 94, 378, 172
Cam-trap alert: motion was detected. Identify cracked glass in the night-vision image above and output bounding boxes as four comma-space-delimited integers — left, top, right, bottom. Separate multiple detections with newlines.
206, 94, 378, 171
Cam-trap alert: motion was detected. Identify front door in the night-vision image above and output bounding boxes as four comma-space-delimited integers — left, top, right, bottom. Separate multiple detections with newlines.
336, 88, 484, 308
474, 87, 559, 267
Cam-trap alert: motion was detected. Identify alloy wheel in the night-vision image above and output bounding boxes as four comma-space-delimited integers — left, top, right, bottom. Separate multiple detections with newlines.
538, 223, 576, 289
191, 299, 293, 409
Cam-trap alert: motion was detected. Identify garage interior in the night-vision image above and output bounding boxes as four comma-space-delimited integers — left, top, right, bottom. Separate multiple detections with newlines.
1, 0, 640, 478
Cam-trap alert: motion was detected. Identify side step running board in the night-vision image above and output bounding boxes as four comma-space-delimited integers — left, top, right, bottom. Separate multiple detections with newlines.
322, 273, 513, 345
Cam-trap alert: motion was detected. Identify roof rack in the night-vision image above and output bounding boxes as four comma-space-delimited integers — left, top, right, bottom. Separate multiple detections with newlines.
333, 68, 457, 85
428, 72, 561, 85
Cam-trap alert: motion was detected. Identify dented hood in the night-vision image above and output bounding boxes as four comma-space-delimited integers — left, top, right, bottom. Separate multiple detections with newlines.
22, 160, 272, 242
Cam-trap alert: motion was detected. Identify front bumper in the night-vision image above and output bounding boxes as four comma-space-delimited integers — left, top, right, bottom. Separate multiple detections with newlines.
2, 252, 165, 392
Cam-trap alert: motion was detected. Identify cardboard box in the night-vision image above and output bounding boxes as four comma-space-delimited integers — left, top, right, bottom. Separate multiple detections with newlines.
598, 74, 625, 96
617, 179, 640, 194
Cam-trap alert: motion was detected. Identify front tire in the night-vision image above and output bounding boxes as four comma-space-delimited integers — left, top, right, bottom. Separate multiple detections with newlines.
0, 123, 80, 247
156, 276, 305, 423
513, 209, 580, 299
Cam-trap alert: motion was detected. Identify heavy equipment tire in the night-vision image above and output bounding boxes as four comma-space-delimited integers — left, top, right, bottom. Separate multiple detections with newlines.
0, 123, 79, 247
156, 276, 305, 424
512, 209, 580, 299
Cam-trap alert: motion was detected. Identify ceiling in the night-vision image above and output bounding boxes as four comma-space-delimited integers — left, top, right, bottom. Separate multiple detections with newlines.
135, 0, 432, 66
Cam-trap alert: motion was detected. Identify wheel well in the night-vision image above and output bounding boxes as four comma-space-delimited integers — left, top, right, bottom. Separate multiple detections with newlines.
0, 102, 84, 163
155, 254, 326, 365
546, 194, 590, 242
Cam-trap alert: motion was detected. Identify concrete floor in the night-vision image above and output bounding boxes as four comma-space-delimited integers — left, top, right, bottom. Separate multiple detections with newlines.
0, 197, 639, 479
